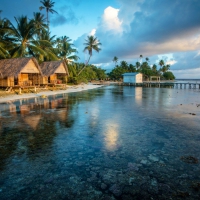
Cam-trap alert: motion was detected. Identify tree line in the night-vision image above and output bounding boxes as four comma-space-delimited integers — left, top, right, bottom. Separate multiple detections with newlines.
109, 56, 175, 81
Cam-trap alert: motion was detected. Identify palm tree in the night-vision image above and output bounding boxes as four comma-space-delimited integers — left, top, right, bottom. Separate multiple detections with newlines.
120, 60, 128, 70
0, 18, 13, 58
113, 56, 118, 67
39, 0, 57, 31
159, 59, 165, 71
152, 64, 157, 72
33, 12, 48, 37
0, 10, 2, 19
145, 57, 149, 62
55, 36, 79, 63
78, 35, 101, 76
34, 29, 58, 61
139, 54, 143, 63
8, 15, 48, 58
136, 61, 140, 71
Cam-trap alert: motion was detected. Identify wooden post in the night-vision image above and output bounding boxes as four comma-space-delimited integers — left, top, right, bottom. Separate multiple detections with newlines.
19, 87, 21, 94
34, 86, 36, 93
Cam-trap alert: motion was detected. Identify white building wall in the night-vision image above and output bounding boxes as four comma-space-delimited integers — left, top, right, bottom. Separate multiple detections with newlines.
136, 74, 143, 83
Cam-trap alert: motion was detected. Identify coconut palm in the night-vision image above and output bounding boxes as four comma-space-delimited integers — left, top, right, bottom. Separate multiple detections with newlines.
139, 54, 143, 63
33, 12, 48, 37
0, 18, 14, 58
159, 59, 165, 71
113, 56, 118, 67
8, 15, 48, 58
39, 0, 58, 31
78, 35, 101, 76
136, 61, 140, 71
34, 29, 58, 62
152, 64, 157, 72
0, 10, 2, 19
55, 36, 79, 63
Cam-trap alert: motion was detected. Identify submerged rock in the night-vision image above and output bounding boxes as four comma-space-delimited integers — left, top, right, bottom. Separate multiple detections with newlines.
109, 184, 122, 197
148, 154, 159, 162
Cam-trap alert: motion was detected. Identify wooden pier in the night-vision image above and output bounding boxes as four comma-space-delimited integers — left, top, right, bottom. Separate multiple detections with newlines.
118, 82, 200, 89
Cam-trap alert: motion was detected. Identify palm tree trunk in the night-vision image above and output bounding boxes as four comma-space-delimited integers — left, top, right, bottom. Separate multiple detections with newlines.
47, 10, 49, 32
77, 55, 91, 76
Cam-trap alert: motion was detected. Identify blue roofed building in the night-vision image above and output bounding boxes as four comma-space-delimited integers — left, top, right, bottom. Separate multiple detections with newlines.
122, 73, 143, 83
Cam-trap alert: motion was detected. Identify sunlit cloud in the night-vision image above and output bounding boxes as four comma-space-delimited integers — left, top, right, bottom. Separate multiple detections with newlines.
101, 6, 122, 34
89, 29, 96, 36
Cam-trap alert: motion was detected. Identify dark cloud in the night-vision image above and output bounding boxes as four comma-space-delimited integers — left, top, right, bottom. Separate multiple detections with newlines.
51, 4, 79, 26
126, 0, 200, 43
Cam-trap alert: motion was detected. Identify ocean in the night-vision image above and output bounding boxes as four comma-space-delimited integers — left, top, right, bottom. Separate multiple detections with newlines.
0, 85, 200, 199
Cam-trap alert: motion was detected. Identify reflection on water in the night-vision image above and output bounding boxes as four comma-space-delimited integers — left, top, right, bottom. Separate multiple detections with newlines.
104, 121, 119, 151
135, 87, 143, 105
0, 86, 200, 199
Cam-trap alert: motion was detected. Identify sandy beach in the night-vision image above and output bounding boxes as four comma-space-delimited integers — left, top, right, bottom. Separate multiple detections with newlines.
0, 84, 103, 104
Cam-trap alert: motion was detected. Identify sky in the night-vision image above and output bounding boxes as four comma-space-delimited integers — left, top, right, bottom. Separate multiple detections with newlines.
1, 0, 200, 78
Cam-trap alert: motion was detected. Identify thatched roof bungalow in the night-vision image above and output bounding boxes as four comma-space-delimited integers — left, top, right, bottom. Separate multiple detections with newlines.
0, 57, 42, 87
40, 60, 69, 84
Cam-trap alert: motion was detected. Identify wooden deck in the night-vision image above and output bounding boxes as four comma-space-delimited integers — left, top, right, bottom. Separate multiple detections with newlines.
117, 82, 200, 89
4, 83, 67, 94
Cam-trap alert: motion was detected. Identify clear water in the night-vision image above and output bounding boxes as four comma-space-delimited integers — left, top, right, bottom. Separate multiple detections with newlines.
0, 86, 200, 199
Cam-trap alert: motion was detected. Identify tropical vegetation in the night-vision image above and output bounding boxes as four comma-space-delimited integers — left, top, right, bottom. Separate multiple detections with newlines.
0, 1, 105, 84
108, 56, 175, 80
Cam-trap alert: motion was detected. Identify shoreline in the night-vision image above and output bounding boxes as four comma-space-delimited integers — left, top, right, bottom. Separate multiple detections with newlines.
0, 84, 104, 104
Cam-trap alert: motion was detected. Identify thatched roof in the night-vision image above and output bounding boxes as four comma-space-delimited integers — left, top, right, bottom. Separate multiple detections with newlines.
0, 57, 42, 78
40, 60, 69, 76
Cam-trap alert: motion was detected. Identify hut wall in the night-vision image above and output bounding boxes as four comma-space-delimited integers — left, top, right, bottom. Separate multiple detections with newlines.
136, 74, 143, 83
18, 74, 28, 85
50, 74, 57, 83
0, 77, 14, 87
39, 76, 48, 85
32, 75, 41, 85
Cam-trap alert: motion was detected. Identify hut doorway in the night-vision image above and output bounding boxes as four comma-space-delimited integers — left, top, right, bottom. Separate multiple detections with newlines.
14, 77, 18, 85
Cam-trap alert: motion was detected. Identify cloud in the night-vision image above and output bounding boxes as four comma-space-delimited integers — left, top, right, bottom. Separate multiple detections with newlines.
71, 0, 200, 78
99, 6, 122, 34
51, 5, 79, 26
89, 29, 96, 36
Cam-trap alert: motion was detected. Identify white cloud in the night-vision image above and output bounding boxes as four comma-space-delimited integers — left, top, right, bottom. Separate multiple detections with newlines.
101, 6, 122, 34
89, 29, 96, 36
166, 60, 177, 65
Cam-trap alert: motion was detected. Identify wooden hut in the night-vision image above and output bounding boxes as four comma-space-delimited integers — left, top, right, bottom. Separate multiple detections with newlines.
0, 57, 42, 87
122, 73, 143, 83
40, 60, 69, 85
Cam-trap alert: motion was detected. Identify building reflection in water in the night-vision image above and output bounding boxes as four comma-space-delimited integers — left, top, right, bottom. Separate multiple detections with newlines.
9, 104, 17, 114
43, 98, 50, 109
24, 115, 41, 130
20, 105, 30, 115
104, 121, 119, 151
135, 87, 142, 105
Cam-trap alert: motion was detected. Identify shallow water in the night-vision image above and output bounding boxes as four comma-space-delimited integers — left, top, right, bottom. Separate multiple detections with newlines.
0, 86, 200, 200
